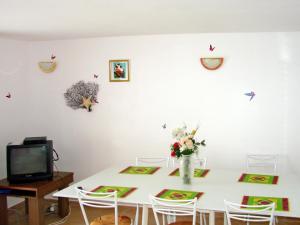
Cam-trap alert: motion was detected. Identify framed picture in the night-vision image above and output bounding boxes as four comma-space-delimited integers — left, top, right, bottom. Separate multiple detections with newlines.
109, 59, 130, 82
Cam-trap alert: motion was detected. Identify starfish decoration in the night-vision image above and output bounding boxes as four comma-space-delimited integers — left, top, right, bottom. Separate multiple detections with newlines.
80, 96, 94, 112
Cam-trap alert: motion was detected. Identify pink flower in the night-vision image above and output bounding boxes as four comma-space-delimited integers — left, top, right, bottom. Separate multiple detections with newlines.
185, 139, 194, 149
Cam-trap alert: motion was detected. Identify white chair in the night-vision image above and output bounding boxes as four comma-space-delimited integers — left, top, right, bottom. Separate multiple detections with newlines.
172, 157, 207, 169
150, 195, 197, 225
171, 156, 207, 225
76, 187, 132, 225
135, 157, 170, 168
134, 157, 170, 225
246, 154, 278, 174
224, 200, 275, 225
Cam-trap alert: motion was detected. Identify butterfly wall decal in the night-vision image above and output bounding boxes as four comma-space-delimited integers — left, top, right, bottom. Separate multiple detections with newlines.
244, 91, 256, 101
6, 92, 11, 98
209, 44, 215, 51
162, 123, 167, 129
94, 74, 99, 78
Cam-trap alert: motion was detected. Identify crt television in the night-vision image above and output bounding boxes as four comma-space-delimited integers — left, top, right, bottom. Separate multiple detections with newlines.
7, 140, 53, 183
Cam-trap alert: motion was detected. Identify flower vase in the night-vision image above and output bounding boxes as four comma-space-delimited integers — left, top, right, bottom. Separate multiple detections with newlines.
179, 155, 194, 184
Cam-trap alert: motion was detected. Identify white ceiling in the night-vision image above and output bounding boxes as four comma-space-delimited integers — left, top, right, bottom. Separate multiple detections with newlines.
0, 0, 300, 41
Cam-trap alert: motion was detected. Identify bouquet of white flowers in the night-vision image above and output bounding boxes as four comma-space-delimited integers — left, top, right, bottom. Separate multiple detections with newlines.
170, 125, 206, 158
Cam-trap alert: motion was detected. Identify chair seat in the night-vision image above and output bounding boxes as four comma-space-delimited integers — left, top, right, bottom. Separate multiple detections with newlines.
169, 221, 198, 225
90, 214, 131, 225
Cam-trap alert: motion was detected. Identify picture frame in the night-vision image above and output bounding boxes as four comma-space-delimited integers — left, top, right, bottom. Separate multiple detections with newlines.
109, 59, 130, 82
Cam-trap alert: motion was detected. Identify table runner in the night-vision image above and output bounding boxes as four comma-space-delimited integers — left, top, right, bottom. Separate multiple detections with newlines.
238, 173, 279, 184
91, 186, 137, 198
242, 195, 289, 211
169, 168, 209, 177
156, 189, 203, 200
119, 166, 160, 175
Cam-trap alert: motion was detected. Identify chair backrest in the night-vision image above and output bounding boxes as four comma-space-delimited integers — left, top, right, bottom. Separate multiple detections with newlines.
172, 157, 207, 169
76, 187, 118, 225
149, 195, 197, 225
246, 154, 278, 173
135, 157, 170, 167
224, 200, 275, 225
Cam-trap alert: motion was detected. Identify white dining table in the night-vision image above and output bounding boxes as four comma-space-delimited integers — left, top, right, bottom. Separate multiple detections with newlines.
53, 165, 300, 225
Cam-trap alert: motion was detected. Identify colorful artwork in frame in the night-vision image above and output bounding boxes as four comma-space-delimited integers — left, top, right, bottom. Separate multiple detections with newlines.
109, 59, 130, 82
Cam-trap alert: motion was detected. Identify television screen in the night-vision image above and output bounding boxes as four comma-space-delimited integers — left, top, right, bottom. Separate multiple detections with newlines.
10, 146, 48, 175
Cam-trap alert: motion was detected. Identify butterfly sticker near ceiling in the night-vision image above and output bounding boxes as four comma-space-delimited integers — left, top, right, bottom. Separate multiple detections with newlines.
244, 91, 256, 101
200, 44, 223, 70
5, 92, 11, 99
51, 54, 56, 61
94, 74, 99, 79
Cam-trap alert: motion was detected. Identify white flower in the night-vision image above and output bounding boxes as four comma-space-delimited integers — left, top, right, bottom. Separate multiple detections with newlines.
180, 144, 187, 151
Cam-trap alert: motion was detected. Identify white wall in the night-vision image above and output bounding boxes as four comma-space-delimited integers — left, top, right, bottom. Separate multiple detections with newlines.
284, 33, 300, 175
1, 32, 299, 188
0, 38, 30, 206
24, 32, 294, 180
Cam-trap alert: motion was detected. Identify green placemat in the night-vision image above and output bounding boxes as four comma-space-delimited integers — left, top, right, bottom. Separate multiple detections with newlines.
156, 189, 203, 200
119, 166, 160, 175
91, 186, 137, 198
242, 196, 289, 211
238, 173, 278, 184
169, 168, 209, 178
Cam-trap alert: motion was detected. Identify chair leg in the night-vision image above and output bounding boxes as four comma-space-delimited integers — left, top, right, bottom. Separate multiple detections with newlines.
135, 204, 139, 225
200, 213, 203, 225
200, 213, 207, 225
274, 217, 278, 225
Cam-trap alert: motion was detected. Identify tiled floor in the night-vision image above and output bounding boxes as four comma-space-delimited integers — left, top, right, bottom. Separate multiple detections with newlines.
8, 199, 300, 225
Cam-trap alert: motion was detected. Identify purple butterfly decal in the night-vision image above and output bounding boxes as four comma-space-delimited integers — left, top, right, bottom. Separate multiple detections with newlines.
209, 44, 215, 51
6, 92, 11, 99
244, 91, 256, 101
94, 74, 99, 78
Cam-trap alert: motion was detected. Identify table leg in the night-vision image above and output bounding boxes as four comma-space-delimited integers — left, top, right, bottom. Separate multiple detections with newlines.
141, 204, 149, 225
58, 197, 69, 217
0, 195, 8, 225
209, 211, 215, 225
58, 185, 70, 218
25, 198, 29, 214
28, 197, 44, 225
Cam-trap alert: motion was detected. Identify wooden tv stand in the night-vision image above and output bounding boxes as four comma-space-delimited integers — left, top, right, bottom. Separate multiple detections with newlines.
0, 172, 73, 225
